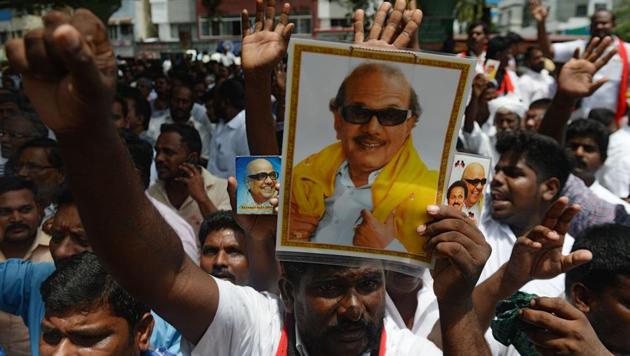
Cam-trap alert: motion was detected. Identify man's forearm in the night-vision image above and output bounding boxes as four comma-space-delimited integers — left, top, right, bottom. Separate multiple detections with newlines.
245, 71, 280, 155
439, 300, 491, 356
537, 92, 576, 144
537, 21, 554, 59
473, 265, 522, 332
196, 196, 219, 218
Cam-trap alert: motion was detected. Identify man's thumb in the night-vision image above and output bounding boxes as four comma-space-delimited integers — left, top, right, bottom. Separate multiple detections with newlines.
227, 177, 238, 213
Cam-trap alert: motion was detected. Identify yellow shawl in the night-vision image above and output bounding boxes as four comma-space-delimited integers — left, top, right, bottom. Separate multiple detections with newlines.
291, 138, 438, 253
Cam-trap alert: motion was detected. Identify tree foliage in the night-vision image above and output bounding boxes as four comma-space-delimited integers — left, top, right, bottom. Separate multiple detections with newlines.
0, 0, 122, 23
614, 0, 630, 41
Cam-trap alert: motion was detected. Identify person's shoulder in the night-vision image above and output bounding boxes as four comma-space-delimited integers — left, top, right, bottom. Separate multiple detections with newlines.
385, 323, 442, 355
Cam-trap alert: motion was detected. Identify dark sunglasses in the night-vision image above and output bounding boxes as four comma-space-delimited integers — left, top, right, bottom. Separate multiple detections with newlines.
465, 178, 487, 186
248, 171, 279, 181
340, 105, 413, 126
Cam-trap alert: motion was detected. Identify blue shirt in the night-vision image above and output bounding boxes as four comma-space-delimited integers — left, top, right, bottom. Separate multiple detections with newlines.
0, 259, 182, 355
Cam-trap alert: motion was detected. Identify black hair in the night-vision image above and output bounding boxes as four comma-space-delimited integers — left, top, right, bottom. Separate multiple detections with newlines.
447, 180, 468, 199
529, 98, 552, 111
16, 137, 62, 171
566, 224, 630, 293
41, 252, 150, 330
113, 94, 129, 119
0, 175, 37, 197
566, 119, 609, 161
215, 79, 246, 111
4, 110, 49, 139
487, 36, 512, 60
120, 86, 152, 130
467, 21, 489, 36
506, 31, 523, 45
198, 211, 245, 246
0, 91, 19, 105
332, 63, 422, 118
170, 85, 193, 99
588, 108, 615, 129
159, 123, 202, 157
524, 45, 542, 62
54, 186, 74, 208
591, 9, 615, 23
496, 131, 570, 194
118, 128, 153, 189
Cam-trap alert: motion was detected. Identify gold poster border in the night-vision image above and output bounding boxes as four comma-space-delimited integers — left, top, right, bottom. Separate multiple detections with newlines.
280, 43, 471, 263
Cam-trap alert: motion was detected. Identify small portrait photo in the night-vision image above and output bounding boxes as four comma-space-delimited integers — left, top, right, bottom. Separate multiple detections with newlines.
277, 38, 476, 267
236, 156, 281, 215
443, 153, 492, 224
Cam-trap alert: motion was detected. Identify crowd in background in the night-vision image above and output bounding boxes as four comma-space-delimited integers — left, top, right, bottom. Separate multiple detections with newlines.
0, 0, 629, 355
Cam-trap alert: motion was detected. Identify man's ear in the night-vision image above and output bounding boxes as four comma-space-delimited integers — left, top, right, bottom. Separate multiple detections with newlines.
571, 282, 595, 314
540, 177, 560, 202
134, 312, 154, 351
278, 277, 296, 314
187, 152, 200, 164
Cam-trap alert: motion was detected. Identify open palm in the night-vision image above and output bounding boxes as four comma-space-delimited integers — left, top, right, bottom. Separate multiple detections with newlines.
241, 0, 294, 74
558, 36, 616, 99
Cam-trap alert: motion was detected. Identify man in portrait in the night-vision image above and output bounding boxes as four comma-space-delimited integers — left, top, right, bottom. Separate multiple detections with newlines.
289, 62, 438, 253
239, 158, 278, 214
461, 162, 487, 220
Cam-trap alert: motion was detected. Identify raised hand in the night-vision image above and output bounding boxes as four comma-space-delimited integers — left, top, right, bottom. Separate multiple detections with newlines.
6, 10, 117, 133
353, 0, 423, 50
353, 209, 396, 249
503, 197, 592, 288
521, 297, 613, 356
557, 36, 616, 99
241, 0, 294, 75
420, 205, 491, 304
529, 0, 549, 23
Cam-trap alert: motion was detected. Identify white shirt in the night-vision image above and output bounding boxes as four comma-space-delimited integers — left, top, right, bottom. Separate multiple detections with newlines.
596, 127, 630, 198
589, 180, 630, 213
146, 113, 213, 160
384, 268, 439, 338
207, 110, 250, 179
311, 161, 406, 252
147, 194, 200, 264
459, 121, 497, 165
181, 277, 443, 356
553, 38, 630, 118
517, 68, 556, 108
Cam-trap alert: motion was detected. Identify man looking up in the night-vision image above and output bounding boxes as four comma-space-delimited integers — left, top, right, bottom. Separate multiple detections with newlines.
148, 124, 230, 235
532, 2, 628, 120
207, 78, 250, 179
14, 138, 65, 219
565, 119, 630, 211
199, 210, 249, 286
4, 2, 492, 356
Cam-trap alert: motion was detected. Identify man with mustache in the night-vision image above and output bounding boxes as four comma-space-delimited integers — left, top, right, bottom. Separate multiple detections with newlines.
290, 62, 437, 252
446, 180, 467, 211
241, 158, 278, 214
0, 176, 50, 355
3, 2, 493, 355
199, 211, 249, 285
565, 119, 630, 212
518, 45, 556, 108
532, 1, 629, 121
148, 124, 230, 235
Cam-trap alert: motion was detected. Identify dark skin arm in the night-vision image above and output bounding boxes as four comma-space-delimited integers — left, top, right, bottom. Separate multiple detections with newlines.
538, 36, 615, 144
5, 9, 251, 345
529, 0, 554, 59
422, 205, 493, 355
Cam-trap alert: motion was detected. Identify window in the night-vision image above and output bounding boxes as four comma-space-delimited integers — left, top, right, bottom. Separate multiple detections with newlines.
289, 15, 312, 34
331, 18, 350, 28
198, 17, 243, 37
121, 24, 132, 36
594, 3, 607, 11
108, 26, 118, 40
576, 4, 587, 17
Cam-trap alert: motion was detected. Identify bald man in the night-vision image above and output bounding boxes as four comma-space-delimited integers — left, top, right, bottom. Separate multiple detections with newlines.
241, 158, 277, 214
461, 162, 487, 220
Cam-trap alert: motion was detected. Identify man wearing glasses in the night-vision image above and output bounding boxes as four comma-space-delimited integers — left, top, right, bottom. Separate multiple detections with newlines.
242, 158, 278, 214
461, 162, 487, 221
290, 63, 437, 252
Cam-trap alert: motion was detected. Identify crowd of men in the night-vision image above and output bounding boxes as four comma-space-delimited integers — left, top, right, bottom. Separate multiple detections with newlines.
0, 0, 628, 355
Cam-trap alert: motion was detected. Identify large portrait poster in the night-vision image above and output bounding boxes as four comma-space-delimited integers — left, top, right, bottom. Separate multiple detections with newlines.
277, 38, 476, 268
